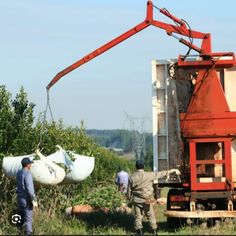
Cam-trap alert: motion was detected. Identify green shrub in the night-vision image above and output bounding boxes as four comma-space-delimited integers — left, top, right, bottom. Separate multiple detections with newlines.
74, 184, 126, 210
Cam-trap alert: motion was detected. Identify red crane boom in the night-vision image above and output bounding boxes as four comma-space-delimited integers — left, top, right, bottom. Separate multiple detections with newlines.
46, 0, 235, 90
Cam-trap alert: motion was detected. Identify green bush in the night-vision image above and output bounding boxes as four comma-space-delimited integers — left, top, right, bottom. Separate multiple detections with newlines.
74, 184, 126, 210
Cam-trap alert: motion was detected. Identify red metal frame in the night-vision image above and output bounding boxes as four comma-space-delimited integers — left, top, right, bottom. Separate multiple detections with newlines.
47, 0, 236, 90
189, 138, 233, 191
180, 112, 236, 137
178, 52, 236, 69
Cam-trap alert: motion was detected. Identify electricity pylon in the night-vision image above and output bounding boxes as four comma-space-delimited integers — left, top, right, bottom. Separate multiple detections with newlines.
123, 111, 151, 160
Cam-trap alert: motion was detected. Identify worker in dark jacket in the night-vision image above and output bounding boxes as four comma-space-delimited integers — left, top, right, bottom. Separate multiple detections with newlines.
16, 157, 37, 235
127, 160, 158, 236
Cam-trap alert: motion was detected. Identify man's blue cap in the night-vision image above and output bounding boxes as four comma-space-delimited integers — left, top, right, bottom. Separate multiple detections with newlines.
21, 157, 34, 166
136, 159, 144, 169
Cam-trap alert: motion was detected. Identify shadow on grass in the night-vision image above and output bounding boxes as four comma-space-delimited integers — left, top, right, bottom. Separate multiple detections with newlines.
72, 211, 178, 234
73, 211, 134, 232
158, 221, 177, 233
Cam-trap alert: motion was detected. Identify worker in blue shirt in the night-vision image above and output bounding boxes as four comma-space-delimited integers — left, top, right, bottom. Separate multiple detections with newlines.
115, 167, 129, 194
16, 157, 38, 235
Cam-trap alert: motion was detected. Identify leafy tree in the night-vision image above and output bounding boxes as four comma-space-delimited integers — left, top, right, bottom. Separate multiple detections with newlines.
0, 86, 36, 155
0, 86, 13, 154
10, 87, 36, 155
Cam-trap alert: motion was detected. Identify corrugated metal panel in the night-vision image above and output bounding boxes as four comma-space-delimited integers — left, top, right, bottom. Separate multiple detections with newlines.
152, 60, 181, 172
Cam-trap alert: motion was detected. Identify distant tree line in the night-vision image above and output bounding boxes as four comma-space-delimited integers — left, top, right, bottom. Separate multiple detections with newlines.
86, 129, 154, 169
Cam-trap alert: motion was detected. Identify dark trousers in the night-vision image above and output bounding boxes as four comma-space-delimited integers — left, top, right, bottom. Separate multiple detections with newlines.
17, 197, 33, 235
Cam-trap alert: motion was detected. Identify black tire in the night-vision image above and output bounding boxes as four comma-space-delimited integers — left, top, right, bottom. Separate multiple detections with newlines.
166, 188, 187, 228
167, 216, 182, 228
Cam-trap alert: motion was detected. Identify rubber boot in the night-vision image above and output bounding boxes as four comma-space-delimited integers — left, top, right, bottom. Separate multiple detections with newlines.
151, 228, 158, 236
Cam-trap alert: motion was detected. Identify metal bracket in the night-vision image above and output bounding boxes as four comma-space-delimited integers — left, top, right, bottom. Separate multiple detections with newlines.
190, 201, 196, 212
228, 200, 234, 211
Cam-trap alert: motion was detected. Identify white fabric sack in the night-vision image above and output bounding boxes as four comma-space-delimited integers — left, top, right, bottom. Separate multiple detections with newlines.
2, 154, 33, 179
46, 145, 95, 183
2, 154, 66, 185
2, 146, 94, 185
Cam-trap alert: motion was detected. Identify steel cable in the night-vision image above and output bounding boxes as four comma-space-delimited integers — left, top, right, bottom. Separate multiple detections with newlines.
36, 89, 54, 150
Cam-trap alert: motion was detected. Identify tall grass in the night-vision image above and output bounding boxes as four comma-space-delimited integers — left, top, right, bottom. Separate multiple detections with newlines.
3, 204, 236, 235
1, 209, 134, 235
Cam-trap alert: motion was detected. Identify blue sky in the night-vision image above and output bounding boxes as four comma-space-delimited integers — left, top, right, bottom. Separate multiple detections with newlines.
1, 0, 236, 130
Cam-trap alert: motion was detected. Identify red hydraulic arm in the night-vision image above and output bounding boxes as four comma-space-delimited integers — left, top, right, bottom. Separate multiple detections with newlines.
46, 0, 235, 90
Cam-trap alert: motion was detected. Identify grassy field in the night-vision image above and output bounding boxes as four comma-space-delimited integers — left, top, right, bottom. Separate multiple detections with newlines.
2, 203, 236, 235
1, 188, 236, 235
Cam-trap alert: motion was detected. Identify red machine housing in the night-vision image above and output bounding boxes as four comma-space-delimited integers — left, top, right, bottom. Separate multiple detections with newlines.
179, 63, 236, 191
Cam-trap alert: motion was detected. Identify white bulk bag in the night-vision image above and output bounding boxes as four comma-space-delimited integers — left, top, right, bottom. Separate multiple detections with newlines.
2, 153, 66, 185
66, 151, 94, 182
2, 154, 34, 179
46, 146, 95, 183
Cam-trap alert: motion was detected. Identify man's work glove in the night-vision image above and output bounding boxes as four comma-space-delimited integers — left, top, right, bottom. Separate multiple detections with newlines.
32, 200, 38, 208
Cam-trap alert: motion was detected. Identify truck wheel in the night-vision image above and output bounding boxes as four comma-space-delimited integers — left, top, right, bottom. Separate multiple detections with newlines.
166, 188, 186, 228
167, 216, 181, 228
